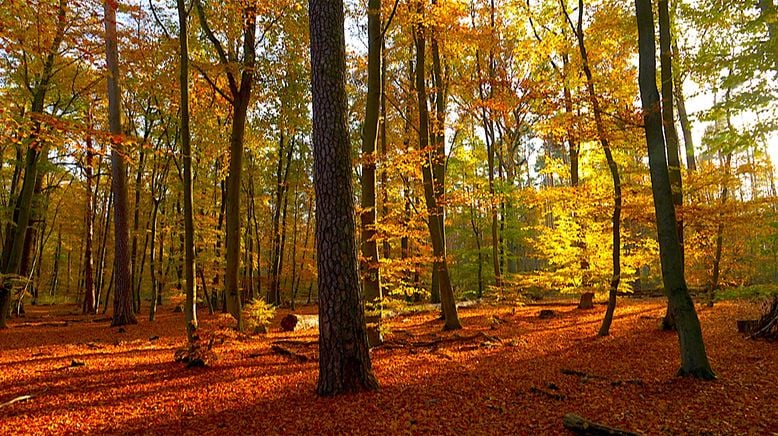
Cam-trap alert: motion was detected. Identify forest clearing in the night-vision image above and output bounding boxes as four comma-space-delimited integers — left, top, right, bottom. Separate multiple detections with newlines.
0, 299, 776, 434
2, 0, 778, 433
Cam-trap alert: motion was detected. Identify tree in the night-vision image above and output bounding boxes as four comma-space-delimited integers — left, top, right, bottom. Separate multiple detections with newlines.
194, 0, 258, 329
309, 0, 379, 395
178, 0, 198, 342
561, 0, 623, 337
414, 0, 461, 330
658, 0, 683, 331
635, 0, 714, 379
0, 0, 67, 328
361, 0, 383, 346
104, 0, 136, 327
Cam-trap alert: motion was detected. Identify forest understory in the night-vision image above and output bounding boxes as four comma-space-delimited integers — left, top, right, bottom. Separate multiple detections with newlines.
0, 299, 775, 435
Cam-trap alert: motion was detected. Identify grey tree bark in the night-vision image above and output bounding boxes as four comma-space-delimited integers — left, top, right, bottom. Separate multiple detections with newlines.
309, 0, 379, 396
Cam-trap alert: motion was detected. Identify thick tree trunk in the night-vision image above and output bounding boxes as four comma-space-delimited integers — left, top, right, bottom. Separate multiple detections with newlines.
636, 0, 714, 379
105, 0, 137, 327
415, 14, 461, 331
361, 0, 383, 347
309, 0, 379, 395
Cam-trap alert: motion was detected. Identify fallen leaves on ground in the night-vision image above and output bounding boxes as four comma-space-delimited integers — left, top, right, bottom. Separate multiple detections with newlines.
0, 300, 775, 434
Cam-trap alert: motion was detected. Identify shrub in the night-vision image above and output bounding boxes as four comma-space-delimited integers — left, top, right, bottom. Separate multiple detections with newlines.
244, 299, 276, 334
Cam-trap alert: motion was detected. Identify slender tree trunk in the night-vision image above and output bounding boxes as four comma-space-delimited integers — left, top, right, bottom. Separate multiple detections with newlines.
415, 10, 461, 330
149, 199, 161, 321
470, 194, 484, 298
361, 0, 383, 347
49, 225, 62, 296
309, 0, 379, 395
196, 0, 257, 330
131, 149, 145, 313
380, 44, 391, 261
270, 136, 293, 305
659, 0, 684, 330
0, 0, 66, 328
178, 0, 198, 342
95, 192, 112, 312
563, 0, 622, 336
84, 129, 96, 314
293, 193, 313, 305
105, 0, 137, 326
709, 152, 732, 307
672, 61, 696, 171
636, 0, 714, 379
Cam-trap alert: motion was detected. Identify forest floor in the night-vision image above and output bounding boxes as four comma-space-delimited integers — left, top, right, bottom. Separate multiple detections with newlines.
0, 298, 776, 435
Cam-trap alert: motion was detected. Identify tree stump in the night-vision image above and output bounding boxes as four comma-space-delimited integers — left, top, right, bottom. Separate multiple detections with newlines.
578, 292, 595, 309
539, 309, 556, 319
280, 314, 319, 332
737, 320, 759, 334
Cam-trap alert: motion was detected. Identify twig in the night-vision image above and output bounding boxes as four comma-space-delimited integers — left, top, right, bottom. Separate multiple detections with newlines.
0, 387, 48, 409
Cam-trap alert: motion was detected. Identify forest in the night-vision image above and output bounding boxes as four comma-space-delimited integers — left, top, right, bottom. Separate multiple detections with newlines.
0, 0, 777, 433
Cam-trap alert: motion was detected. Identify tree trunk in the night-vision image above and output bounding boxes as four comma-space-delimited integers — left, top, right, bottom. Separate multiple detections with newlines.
636, 0, 714, 379
415, 10, 461, 330
671, 49, 696, 171
361, 0, 383, 347
0, 0, 66, 328
131, 148, 145, 314
709, 152, 731, 307
105, 0, 137, 327
149, 199, 161, 321
196, 0, 257, 330
563, 0, 622, 336
178, 0, 198, 342
309, 0, 379, 395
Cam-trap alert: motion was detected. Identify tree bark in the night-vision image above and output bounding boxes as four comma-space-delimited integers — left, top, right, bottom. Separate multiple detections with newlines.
361, 0, 383, 347
195, 0, 257, 330
636, 0, 714, 379
415, 5, 461, 330
0, 0, 66, 328
178, 0, 198, 342
309, 0, 379, 395
105, 0, 137, 327
563, 0, 622, 337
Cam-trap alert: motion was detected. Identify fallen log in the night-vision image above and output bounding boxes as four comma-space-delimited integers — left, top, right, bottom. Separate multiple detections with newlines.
561, 368, 607, 380
270, 345, 315, 363
12, 321, 69, 328
563, 413, 641, 435
280, 314, 319, 332
530, 386, 566, 401
271, 339, 318, 347
539, 310, 557, 319
381, 331, 501, 349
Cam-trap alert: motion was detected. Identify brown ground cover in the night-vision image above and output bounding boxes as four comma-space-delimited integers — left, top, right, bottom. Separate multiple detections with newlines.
0, 299, 775, 435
